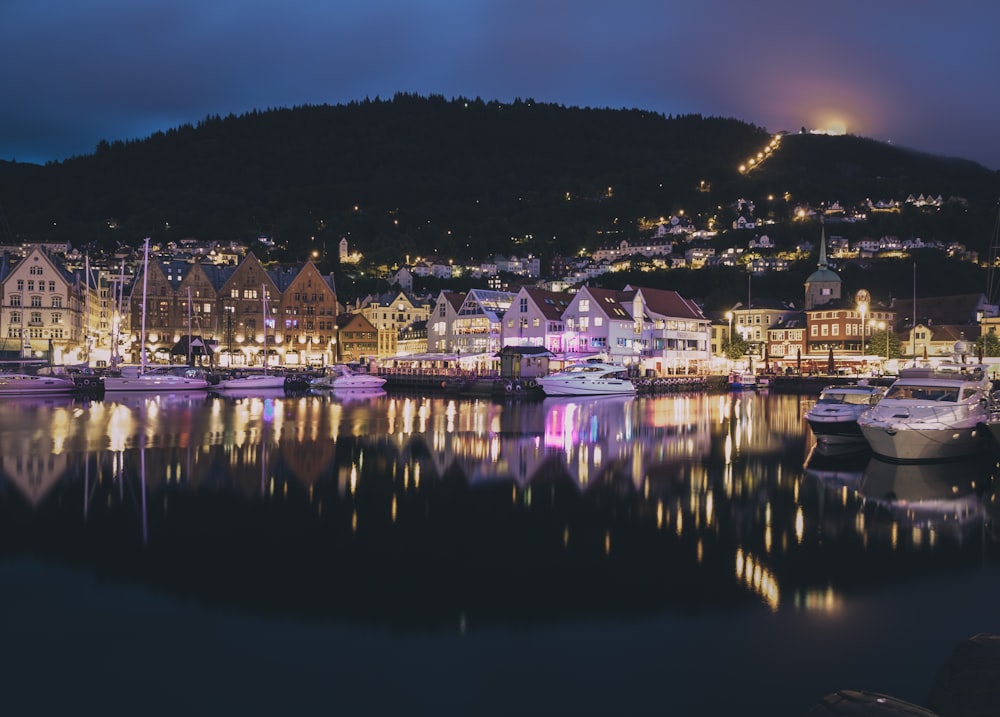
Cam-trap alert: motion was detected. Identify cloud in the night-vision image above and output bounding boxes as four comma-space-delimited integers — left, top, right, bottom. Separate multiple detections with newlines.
1, 0, 999, 168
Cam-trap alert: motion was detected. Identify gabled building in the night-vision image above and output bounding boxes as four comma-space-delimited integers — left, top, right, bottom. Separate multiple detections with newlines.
334, 312, 378, 365
451, 288, 516, 355
500, 286, 571, 352
0, 247, 87, 363
625, 285, 712, 374
279, 261, 338, 366
765, 312, 808, 369
428, 291, 466, 353
212, 253, 280, 367
354, 290, 431, 358
561, 286, 636, 364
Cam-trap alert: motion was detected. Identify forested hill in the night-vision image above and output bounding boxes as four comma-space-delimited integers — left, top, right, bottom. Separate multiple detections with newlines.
1, 93, 998, 263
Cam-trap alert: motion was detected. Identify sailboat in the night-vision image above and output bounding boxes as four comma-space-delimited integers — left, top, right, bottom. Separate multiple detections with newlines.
213, 284, 286, 392
103, 238, 209, 393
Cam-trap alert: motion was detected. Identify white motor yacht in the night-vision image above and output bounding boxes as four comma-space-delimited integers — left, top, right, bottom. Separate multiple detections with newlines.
310, 364, 387, 391
536, 361, 635, 397
857, 364, 992, 461
805, 381, 886, 453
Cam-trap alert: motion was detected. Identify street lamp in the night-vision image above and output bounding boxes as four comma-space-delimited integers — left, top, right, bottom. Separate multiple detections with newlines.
876, 320, 888, 363
855, 289, 870, 372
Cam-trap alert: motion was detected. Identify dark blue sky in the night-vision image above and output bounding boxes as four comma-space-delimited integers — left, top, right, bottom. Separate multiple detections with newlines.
3, 0, 999, 169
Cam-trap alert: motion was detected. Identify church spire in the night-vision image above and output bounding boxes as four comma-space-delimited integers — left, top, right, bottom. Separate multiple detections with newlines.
817, 217, 828, 269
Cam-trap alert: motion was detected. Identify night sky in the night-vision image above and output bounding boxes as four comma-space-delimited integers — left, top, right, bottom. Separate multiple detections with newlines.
3, 0, 999, 169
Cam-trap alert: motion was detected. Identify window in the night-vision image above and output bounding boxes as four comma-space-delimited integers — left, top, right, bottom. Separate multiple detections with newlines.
520, 298, 528, 312
51, 296, 62, 308
49, 281, 55, 292
579, 299, 590, 313
51, 313, 62, 324
30, 296, 42, 308
10, 295, 20, 307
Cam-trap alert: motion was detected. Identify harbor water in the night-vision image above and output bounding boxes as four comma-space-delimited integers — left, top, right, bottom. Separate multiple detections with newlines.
1, 388, 998, 716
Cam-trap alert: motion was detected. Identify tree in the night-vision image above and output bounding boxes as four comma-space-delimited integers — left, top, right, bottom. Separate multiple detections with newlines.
868, 329, 902, 360
724, 334, 749, 361
975, 332, 1000, 357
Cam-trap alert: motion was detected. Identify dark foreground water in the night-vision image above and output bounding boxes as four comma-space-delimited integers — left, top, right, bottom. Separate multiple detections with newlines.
1, 388, 998, 716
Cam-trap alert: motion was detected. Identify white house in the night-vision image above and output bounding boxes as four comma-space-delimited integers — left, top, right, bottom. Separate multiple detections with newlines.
500, 286, 571, 353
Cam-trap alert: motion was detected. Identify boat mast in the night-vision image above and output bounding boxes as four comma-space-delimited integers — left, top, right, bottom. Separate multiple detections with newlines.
262, 283, 268, 375
84, 253, 91, 365
187, 286, 192, 366
912, 262, 917, 367
140, 237, 149, 374
110, 259, 125, 369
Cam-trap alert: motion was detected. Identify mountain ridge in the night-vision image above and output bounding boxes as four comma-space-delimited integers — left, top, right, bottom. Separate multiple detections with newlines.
1, 94, 998, 263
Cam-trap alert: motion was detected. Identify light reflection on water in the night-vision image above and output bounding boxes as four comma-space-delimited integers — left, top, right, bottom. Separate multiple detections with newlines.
2, 389, 999, 715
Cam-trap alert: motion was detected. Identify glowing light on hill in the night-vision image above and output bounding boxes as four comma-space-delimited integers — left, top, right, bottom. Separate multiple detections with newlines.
826, 119, 847, 135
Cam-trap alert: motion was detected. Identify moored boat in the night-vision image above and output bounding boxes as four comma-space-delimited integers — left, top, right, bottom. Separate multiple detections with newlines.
309, 364, 387, 391
535, 361, 635, 397
213, 369, 287, 391
805, 381, 886, 453
727, 371, 757, 390
857, 363, 991, 461
0, 372, 79, 396
102, 365, 210, 393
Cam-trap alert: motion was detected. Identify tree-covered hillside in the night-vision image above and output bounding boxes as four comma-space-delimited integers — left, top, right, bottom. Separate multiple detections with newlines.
0, 93, 997, 266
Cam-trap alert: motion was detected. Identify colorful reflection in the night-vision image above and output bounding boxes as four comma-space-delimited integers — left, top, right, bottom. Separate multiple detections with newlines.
0, 389, 995, 620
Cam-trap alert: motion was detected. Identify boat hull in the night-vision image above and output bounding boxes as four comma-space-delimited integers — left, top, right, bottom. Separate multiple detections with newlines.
859, 422, 986, 461
103, 376, 209, 392
0, 375, 79, 395
215, 375, 287, 390
536, 380, 635, 397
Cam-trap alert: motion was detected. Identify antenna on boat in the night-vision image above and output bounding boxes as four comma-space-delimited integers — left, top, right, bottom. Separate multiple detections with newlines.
985, 200, 1000, 306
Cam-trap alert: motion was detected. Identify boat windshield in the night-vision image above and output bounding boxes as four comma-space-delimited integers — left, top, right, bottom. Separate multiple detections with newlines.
884, 384, 960, 402
817, 391, 876, 406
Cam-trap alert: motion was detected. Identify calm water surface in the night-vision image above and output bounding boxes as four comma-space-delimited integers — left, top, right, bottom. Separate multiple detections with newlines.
1, 388, 998, 716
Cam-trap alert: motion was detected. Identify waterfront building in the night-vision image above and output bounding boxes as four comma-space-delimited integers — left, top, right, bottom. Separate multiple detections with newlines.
333, 312, 378, 365
353, 290, 431, 358
561, 286, 635, 364
451, 288, 515, 355
279, 261, 338, 367
765, 312, 807, 370
731, 298, 798, 360
625, 285, 712, 375
428, 291, 465, 353
397, 320, 428, 356
500, 286, 570, 352
0, 247, 88, 363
